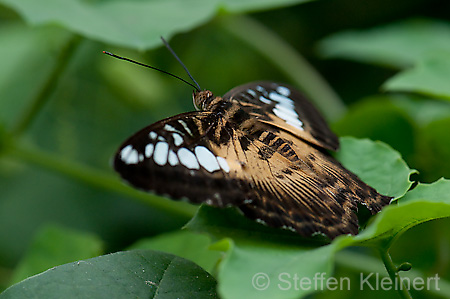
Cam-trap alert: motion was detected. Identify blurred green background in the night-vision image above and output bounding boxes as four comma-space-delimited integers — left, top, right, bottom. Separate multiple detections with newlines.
0, 0, 449, 298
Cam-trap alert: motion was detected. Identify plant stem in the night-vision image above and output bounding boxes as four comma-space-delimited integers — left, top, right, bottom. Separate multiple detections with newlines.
217, 15, 346, 121
11, 35, 82, 136
6, 138, 197, 220
336, 250, 448, 298
379, 248, 413, 299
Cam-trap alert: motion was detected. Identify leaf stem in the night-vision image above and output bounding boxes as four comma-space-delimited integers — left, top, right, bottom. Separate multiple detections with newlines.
336, 249, 448, 298
379, 248, 413, 299
5, 137, 197, 220
11, 35, 82, 136
217, 15, 346, 120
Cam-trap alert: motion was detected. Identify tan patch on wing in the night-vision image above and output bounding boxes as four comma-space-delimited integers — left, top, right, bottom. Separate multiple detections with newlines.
225, 126, 391, 239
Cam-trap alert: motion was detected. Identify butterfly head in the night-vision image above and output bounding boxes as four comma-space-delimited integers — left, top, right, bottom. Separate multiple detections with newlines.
193, 90, 215, 111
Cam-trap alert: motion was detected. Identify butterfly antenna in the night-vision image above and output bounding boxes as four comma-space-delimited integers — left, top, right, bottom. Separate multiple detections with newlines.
102, 51, 200, 91
160, 37, 201, 91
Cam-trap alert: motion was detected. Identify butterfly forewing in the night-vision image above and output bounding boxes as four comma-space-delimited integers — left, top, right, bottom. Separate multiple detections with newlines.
114, 81, 392, 239
114, 112, 249, 207
223, 82, 339, 151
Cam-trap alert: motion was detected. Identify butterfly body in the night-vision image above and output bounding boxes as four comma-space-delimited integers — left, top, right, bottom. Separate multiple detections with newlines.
114, 81, 392, 239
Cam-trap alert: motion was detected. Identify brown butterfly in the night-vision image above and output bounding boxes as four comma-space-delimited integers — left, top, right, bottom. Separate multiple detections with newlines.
113, 80, 392, 239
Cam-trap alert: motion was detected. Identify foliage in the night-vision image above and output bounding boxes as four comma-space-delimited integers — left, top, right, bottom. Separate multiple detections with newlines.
0, 0, 449, 298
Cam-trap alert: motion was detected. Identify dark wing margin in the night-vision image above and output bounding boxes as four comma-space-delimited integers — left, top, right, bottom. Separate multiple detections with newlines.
223, 81, 340, 151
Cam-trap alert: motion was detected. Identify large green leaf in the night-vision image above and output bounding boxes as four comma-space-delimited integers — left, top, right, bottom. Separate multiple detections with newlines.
391, 94, 450, 127
318, 18, 450, 69
1, 250, 218, 298
399, 178, 450, 204
186, 206, 337, 299
383, 51, 450, 100
9, 224, 103, 285
0, 0, 311, 50
0, 23, 71, 129
352, 179, 450, 246
188, 187, 450, 299
336, 137, 415, 199
318, 19, 450, 100
129, 230, 223, 272
185, 139, 450, 299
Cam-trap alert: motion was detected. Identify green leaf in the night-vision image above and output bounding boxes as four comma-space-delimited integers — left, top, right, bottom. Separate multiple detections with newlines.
1, 250, 218, 299
415, 117, 450, 182
218, 241, 341, 299
0, 23, 71, 129
129, 230, 223, 272
335, 137, 415, 199
353, 179, 450, 245
332, 96, 416, 162
318, 18, 450, 69
188, 187, 450, 299
10, 224, 104, 285
383, 51, 450, 100
318, 19, 450, 100
391, 94, 450, 127
187, 206, 339, 299
186, 138, 439, 299
0, 0, 311, 50
400, 178, 450, 204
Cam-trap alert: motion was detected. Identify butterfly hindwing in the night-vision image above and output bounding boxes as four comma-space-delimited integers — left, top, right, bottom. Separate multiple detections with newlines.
231, 125, 391, 238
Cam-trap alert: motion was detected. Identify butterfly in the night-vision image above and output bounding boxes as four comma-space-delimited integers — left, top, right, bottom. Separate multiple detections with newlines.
113, 80, 392, 239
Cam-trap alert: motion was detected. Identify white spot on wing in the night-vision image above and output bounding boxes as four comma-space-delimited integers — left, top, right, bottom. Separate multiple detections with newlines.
177, 148, 200, 169
281, 225, 297, 233
120, 145, 139, 165
145, 144, 154, 158
268, 91, 293, 106
247, 89, 256, 97
164, 124, 177, 132
273, 107, 304, 130
120, 145, 132, 158
255, 218, 267, 225
286, 119, 304, 129
259, 96, 271, 105
153, 142, 169, 166
213, 193, 223, 206
168, 150, 179, 166
276, 86, 291, 97
149, 132, 157, 139
194, 146, 220, 172
178, 120, 192, 136
127, 150, 139, 164
172, 133, 183, 146
270, 93, 304, 130
256, 85, 269, 96
216, 156, 230, 173
274, 103, 298, 118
